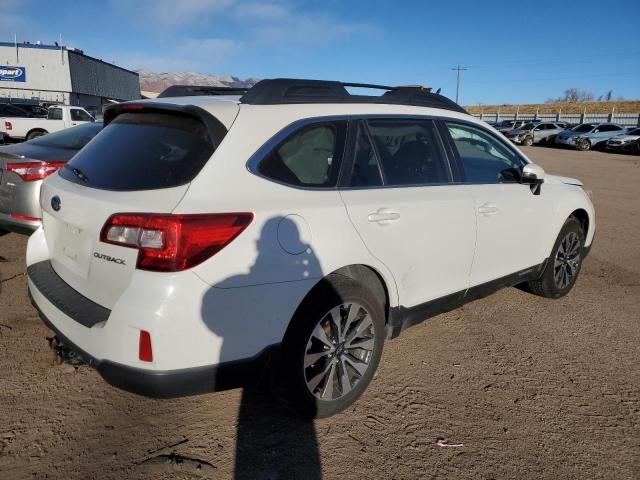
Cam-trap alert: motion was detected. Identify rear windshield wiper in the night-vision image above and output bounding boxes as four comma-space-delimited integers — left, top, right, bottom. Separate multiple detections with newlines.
63, 164, 89, 182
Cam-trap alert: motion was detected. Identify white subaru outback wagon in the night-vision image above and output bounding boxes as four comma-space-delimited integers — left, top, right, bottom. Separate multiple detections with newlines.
26, 79, 595, 418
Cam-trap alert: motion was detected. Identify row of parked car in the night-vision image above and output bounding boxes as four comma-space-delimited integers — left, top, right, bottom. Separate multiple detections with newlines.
489, 119, 640, 153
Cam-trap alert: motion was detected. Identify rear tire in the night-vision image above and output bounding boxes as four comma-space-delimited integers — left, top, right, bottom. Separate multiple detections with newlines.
523, 136, 533, 147
527, 217, 585, 298
26, 130, 47, 141
281, 274, 385, 418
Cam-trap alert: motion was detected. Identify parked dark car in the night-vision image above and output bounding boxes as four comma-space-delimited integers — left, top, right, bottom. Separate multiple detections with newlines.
0, 103, 36, 118
0, 121, 103, 235
11, 103, 49, 118
493, 119, 541, 133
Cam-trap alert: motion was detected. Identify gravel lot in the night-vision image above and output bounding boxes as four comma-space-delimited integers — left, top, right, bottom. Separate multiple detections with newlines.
1, 147, 638, 480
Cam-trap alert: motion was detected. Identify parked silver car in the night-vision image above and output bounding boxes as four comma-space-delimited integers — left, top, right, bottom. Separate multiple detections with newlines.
503, 122, 565, 146
0, 122, 102, 235
606, 127, 640, 152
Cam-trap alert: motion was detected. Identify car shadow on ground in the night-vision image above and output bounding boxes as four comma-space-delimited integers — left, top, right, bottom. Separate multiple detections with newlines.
201, 216, 326, 479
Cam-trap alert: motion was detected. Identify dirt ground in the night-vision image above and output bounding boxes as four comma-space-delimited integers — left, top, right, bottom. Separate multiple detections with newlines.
1, 147, 639, 480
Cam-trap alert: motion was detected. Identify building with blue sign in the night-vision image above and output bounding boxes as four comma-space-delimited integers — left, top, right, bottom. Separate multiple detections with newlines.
0, 41, 140, 112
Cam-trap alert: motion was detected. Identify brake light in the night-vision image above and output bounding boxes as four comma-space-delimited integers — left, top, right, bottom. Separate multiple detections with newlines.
9, 214, 41, 221
4, 121, 11, 131
100, 212, 253, 272
6, 161, 65, 181
122, 104, 145, 111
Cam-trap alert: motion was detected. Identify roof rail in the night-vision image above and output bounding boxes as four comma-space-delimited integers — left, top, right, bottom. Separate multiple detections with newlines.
238, 78, 466, 113
157, 85, 250, 98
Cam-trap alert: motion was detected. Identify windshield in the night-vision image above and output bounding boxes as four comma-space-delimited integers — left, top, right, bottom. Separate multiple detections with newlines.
28, 122, 103, 150
627, 128, 640, 135
519, 123, 536, 130
573, 124, 595, 133
59, 112, 215, 191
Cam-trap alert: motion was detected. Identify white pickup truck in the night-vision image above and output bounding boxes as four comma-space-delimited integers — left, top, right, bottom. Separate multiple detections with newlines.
0, 105, 94, 141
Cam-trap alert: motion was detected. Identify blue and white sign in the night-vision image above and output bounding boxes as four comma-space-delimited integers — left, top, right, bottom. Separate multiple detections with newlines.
0, 66, 26, 82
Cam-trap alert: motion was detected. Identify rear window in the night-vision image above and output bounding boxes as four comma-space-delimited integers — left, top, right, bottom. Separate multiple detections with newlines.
59, 112, 214, 190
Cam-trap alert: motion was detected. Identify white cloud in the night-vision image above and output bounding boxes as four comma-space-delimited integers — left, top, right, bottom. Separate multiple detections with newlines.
108, 37, 241, 72
111, 0, 235, 27
249, 13, 374, 48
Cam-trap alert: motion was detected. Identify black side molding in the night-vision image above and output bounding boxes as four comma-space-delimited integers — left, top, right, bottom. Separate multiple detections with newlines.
388, 261, 547, 338
27, 260, 110, 328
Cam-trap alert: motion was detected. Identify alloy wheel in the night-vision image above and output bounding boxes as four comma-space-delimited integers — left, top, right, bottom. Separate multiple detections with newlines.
304, 302, 375, 401
554, 231, 582, 289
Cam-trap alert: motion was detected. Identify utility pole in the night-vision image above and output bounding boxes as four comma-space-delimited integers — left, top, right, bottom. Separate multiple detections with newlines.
451, 64, 468, 104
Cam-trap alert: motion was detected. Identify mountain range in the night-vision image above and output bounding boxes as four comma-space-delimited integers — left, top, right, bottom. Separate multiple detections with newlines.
136, 69, 259, 94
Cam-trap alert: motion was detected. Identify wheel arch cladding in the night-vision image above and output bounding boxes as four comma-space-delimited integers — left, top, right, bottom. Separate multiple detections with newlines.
283, 264, 392, 341
570, 208, 589, 237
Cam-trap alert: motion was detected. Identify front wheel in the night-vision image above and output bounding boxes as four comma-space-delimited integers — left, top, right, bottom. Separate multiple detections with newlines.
527, 217, 585, 298
281, 274, 385, 418
576, 138, 591, 151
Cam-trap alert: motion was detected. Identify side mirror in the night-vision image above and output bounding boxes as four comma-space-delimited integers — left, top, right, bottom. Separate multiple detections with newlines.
521, 163, 545, 185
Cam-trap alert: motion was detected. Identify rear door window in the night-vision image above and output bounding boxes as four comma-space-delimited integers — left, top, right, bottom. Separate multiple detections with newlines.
59, 112, 215, 190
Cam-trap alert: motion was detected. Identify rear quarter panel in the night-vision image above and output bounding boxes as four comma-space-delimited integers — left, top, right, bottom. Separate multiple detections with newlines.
177, 104, 401, 308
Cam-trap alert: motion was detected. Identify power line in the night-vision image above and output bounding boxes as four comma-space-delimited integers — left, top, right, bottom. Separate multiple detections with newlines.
464, 70, 640, 86
451, 64, 468, 103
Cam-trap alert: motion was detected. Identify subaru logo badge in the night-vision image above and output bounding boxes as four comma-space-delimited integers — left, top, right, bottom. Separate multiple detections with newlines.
51, 196, 61, 211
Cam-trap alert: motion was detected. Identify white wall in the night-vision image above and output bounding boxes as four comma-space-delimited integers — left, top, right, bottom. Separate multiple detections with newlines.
0, 44, 72, 94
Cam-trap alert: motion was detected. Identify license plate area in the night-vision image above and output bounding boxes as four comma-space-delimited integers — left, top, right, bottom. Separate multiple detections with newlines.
57, 223, 92, 277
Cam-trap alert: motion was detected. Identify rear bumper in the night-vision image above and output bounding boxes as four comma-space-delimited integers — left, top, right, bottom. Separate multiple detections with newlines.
27, 258, 282, 398
29, 290, 279, 398
0, 212, 40, 234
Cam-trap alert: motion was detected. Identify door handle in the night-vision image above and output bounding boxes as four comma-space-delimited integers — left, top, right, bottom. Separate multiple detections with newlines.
478, 203, 498, 216
368, 209, 401, 225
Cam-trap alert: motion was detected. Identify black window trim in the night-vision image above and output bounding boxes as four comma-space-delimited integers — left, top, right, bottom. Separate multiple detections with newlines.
247, 114, 462, 191
438, 117, 532, 185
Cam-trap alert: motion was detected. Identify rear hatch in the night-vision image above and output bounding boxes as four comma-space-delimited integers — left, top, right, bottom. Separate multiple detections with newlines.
39, 103, 233, 308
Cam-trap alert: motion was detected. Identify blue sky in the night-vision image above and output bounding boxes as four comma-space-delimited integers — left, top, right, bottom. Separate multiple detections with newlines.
2, 0, 639, 105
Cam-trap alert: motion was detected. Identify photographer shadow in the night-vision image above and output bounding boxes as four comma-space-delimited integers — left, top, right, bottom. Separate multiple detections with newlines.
201, 216, 324, 479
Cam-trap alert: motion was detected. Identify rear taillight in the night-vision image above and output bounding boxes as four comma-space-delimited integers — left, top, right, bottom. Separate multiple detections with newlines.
6, 161, 65, 181
4, 121, 12, 131
100, 212, 253, 272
